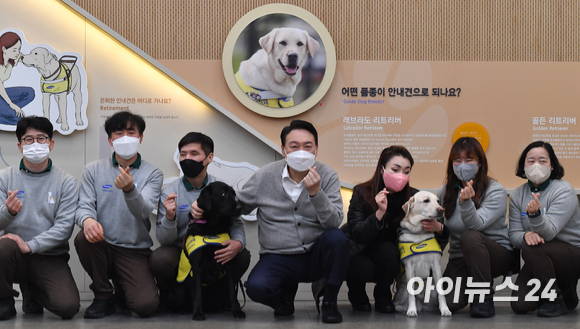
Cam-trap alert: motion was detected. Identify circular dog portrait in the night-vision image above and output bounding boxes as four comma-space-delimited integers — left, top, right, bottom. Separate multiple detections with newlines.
223, 4, 336, 118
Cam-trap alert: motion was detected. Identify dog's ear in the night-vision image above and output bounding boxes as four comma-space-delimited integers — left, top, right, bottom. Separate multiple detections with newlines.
197, 184, 212, 212
402, 196, 415, 216
42, 49, 57, 65
306, 34, 320, 58
259, 29, 279, 55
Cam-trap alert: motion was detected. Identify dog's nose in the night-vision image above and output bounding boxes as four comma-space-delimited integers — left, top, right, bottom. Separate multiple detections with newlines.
288, 53, 298, 64
437, 207, 444, 214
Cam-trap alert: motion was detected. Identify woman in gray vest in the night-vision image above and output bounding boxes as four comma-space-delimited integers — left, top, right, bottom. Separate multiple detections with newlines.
437, 137, 514, 318
509, 141, 580, 317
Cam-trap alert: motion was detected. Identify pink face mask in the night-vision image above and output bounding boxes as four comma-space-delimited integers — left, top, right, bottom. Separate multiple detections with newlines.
382, 169, 410, 192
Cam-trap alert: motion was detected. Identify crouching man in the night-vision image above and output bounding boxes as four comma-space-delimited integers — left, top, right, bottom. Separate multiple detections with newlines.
0, 116, 80, 320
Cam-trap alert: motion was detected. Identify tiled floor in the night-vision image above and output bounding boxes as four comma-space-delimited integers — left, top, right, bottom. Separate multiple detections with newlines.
4, 300, 580, 329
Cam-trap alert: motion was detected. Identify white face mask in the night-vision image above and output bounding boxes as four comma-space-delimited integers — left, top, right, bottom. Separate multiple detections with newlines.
524, 163, 551, 185
22, 143, 50, 164
285, 150, 316, 172
112, 136, 140, 160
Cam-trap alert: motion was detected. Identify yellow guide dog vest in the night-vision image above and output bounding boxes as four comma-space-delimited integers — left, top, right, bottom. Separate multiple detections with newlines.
41, 62, 71, 94
176, 233, 230, 283
398, 237, 442, 261
234, 72, 294, 108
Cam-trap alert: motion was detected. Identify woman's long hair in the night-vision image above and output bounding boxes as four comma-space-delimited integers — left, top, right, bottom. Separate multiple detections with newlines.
0, 32, 21, 66
357, 145, 414, 211
443, 137, 490, 218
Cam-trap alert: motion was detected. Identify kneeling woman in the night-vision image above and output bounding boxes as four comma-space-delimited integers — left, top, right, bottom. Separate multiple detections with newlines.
438, 137, 514, 318
344, 146, 447, 313
509, 141, 580, 317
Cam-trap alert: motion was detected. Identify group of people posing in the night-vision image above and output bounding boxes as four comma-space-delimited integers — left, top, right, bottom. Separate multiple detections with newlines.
0, 111, 578, 324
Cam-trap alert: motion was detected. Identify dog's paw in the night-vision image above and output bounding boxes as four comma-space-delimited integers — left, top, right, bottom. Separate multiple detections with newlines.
233, 310, 246, 319
56, 117, 62, 123
61, 123, 69, 131
192, 312, 206, 321
76, 119, 84, 126
440, 307, 452, 317
406, 309, 418, 317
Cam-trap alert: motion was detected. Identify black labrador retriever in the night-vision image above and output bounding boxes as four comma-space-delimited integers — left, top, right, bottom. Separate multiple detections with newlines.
180, 181, 245, 321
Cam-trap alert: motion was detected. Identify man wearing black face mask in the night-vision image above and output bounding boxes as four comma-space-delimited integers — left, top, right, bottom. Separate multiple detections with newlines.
150, 132, 250, 313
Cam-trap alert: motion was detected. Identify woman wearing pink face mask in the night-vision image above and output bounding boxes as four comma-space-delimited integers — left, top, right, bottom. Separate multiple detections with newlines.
342, 146, 448, 313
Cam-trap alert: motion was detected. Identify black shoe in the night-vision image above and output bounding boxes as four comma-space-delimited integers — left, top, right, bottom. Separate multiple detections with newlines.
20, 283, 43, 315
470, 298, 495, 318
351, 302, 371, 312
0, 297, 16, 321
538, 300, 568, 317
562, 281, 579, 310
274, 300, 295, 316
84, 297, 116, 319
321, 301, 342, 324
375, 300, 396, 314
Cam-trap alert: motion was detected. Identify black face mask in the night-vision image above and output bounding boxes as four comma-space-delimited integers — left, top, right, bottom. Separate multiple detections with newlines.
180, 158, 206, 178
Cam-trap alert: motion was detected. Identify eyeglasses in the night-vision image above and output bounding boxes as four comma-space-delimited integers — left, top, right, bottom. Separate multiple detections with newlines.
20, 136, 50, 145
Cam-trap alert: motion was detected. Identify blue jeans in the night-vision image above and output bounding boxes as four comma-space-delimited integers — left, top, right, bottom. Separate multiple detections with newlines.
0, 86, 35, 125
244, 228, 349, 309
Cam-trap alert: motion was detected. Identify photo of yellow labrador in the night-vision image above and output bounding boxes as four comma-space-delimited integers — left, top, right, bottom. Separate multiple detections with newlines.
235, 27, 319, 108
22, 47, 84, 131
393, 191, 452, 317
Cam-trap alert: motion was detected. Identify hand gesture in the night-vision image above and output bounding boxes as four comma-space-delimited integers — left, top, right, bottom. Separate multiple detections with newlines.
524, 231, 544, 246
164, 192, 178, 220
9, 103, 24, 117
304, 166, 321, 197
459, 180, 475, 203
83, 217, 105, 243
422, 219, 443, 233
375, 188, 389, 220
526, 193, 541, 215
214, 240, 242, 264
190, 200, 204, 219
114, 166, 134, 192
0, 233, 31, 254
5, 190, 22, 216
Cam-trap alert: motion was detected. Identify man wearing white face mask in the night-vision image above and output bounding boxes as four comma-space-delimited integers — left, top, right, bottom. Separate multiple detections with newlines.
75, 111, 163, 319
0, 116, 79, 320
233, 120, 348, 323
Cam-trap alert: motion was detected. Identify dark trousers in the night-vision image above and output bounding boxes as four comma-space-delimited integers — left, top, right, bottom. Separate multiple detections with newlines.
346, 240, 399, 305
244, 228, 349, 310
149, 245, 251, 307
74, 231, 158, 317
444, 230, 515, 313
0, 239, 79, 319
511, 240, 580, 313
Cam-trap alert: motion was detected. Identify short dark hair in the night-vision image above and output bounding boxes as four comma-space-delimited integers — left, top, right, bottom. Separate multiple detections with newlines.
104, 111, 146, 138
16, 116, 53, 141
178, 132, 214, 156
515, 141, 564, 179
280, 120, 318, 146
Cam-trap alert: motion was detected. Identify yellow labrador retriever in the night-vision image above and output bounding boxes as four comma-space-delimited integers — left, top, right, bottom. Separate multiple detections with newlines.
236, 28, 319, 107
22, 47, 84, 131
393, 191, 452, 317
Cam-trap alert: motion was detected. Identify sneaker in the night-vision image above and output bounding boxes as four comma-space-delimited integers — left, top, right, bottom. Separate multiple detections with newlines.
84, 297, 116, 319
321, 301, 342, 324
537, 300, 568, 317
0, 297, 16, 321
562, 281, 579, 310
470, 298, 495, 318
